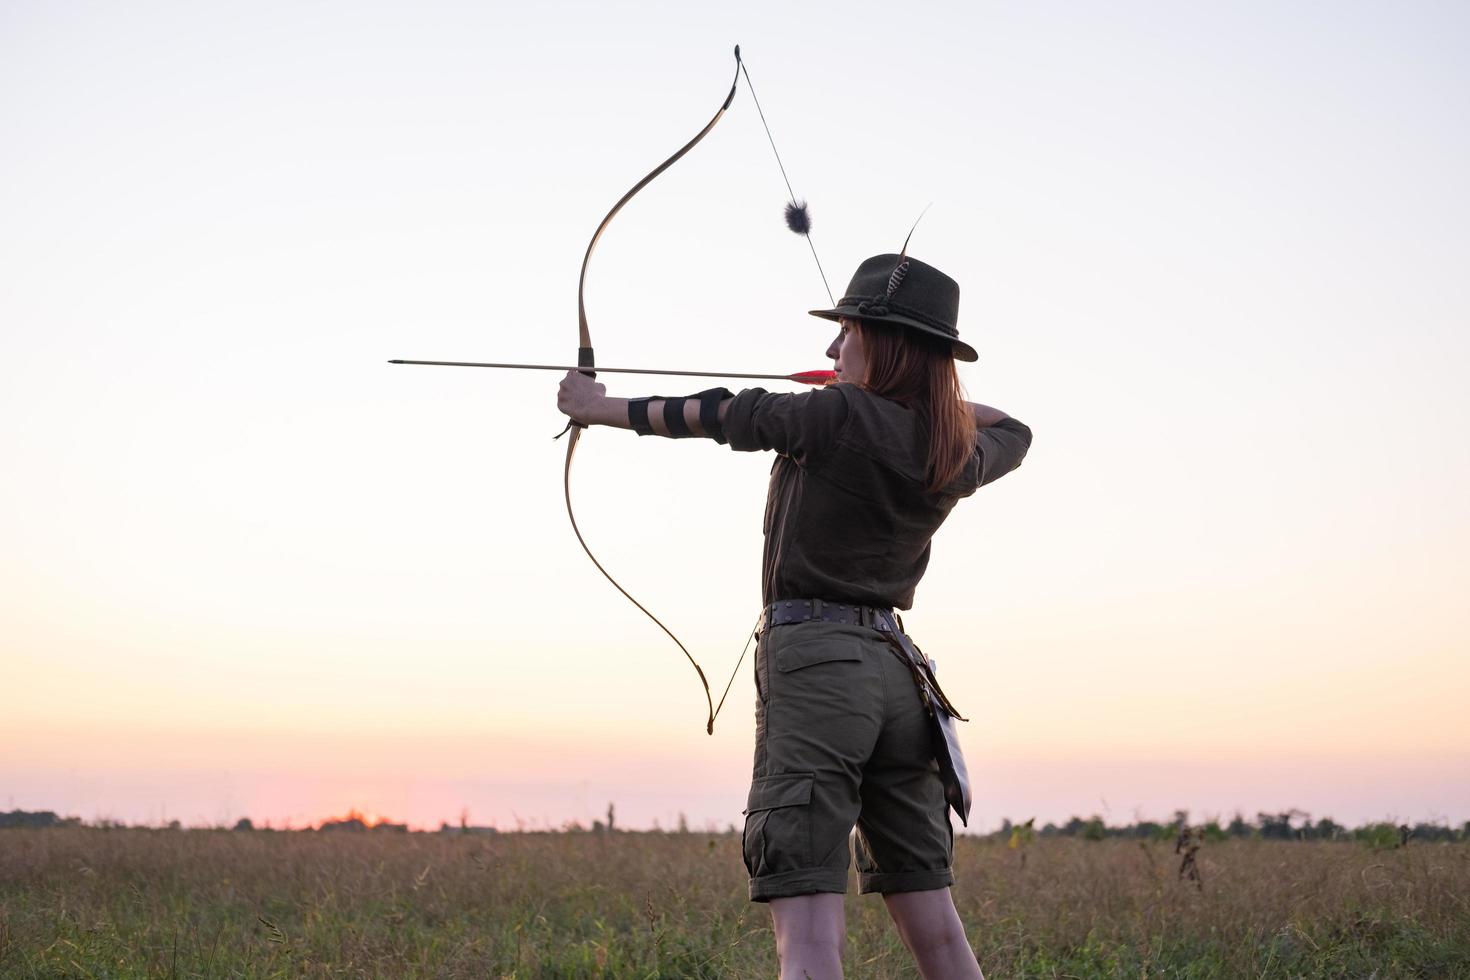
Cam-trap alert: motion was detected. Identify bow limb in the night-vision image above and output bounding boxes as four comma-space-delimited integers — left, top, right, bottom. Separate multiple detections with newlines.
576, 49, 742, 359
563, 427, 715, 730
565, 48, 742, 735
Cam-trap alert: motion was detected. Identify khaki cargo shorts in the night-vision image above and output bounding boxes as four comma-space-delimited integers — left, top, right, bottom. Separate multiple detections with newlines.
742, 620, 955, 902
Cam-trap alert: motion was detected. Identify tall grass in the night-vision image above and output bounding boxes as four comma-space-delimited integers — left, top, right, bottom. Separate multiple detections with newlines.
2, 828, 1466, 978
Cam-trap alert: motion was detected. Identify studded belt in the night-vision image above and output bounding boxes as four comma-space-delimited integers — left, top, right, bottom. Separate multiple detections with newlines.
759, 598, 895, 631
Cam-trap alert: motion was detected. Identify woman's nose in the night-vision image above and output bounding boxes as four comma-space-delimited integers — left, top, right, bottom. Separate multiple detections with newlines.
825, 333, 841, 360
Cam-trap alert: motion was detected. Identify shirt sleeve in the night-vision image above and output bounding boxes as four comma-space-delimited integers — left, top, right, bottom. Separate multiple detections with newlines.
977, 416, 1032, 487
722, 385, 851, 463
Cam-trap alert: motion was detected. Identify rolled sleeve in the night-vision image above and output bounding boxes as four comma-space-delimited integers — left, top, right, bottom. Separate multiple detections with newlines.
977, 417, 1032, 486
724, 386, 851, 462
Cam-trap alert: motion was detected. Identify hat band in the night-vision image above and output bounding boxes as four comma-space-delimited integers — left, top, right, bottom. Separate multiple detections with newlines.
843, 294, 958, 339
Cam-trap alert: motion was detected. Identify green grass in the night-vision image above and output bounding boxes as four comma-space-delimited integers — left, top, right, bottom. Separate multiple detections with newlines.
2, 829, 1467, 978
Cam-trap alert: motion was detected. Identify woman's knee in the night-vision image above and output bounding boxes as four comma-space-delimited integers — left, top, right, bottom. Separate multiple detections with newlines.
883, 888, 967, 948
770, 892, 847, 955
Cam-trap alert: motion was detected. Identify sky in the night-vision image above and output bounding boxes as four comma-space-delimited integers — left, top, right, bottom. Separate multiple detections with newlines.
2, 0, 1467, 832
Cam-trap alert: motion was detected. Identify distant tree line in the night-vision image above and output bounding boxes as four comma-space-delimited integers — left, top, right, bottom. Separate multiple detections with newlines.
993, 809, 1470, 845
5, 807, 1468, 843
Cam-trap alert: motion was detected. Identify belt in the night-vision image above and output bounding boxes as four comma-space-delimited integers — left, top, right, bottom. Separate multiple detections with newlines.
759, 598, 895, 630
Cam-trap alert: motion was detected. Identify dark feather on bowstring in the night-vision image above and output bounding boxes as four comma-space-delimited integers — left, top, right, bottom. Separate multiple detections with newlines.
784, 200, 812, 236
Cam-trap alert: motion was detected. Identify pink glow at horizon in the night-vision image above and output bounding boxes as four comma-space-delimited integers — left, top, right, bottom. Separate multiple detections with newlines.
6, 718, 1466, 832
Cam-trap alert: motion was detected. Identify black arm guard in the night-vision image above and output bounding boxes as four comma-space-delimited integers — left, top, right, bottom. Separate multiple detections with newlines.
627, 387, 733, 442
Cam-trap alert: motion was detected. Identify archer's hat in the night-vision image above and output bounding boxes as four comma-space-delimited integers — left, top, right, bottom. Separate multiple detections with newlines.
808, 254, 977, 362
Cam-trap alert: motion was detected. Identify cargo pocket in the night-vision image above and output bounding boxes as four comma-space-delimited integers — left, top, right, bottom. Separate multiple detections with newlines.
741, 772, 814, 878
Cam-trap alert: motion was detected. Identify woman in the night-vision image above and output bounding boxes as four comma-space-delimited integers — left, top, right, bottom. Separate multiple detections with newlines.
557, 252, 1031, 980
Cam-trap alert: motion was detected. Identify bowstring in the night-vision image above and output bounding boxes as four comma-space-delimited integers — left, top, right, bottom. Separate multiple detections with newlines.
712, 610, 763, 726
738, 58, 836, 307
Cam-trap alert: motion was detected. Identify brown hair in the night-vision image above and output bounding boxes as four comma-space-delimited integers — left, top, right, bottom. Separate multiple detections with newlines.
854, 319, 976, 494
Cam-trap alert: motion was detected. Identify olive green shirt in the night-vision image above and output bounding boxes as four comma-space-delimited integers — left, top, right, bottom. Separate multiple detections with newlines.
721, 383, 1032, 610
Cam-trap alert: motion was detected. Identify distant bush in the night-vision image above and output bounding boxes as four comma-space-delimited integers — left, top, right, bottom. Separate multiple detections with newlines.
0, 810, 81, 829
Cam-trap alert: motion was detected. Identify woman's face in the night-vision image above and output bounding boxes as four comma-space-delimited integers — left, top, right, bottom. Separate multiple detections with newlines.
826, 318, 866, 384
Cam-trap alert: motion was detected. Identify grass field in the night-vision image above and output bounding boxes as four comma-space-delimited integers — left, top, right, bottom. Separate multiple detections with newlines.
2, 828, 1467, 978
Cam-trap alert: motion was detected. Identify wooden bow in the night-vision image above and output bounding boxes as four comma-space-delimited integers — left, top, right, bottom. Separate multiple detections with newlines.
562, 48, 744, 735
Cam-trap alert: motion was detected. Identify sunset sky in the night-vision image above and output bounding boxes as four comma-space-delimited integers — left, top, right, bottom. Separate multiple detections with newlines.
3, 0, 1467, 832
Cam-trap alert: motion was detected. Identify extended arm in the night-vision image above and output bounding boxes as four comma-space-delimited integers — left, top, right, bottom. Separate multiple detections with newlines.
562, 372, 1017, 438
558, 370, 730, 437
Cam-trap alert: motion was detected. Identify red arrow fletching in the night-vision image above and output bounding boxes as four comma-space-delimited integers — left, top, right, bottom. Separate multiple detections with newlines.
789, 370, 838, 386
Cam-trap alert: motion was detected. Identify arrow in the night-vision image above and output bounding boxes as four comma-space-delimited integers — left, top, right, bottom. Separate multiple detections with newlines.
388, 360, 836, 386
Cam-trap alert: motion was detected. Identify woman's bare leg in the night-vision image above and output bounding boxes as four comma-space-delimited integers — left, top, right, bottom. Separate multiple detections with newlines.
769, 893, 846, 980
882, 887, 984, 979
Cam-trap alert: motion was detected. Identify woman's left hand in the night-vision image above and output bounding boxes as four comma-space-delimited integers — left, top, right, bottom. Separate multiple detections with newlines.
558, 370, 607, 425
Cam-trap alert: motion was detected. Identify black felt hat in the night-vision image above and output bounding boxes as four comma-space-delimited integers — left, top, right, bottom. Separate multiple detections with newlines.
809, 253, 977, 362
